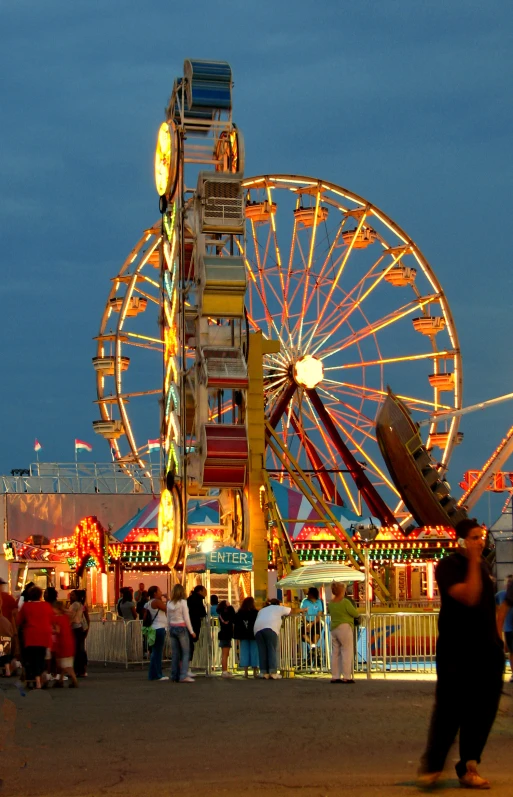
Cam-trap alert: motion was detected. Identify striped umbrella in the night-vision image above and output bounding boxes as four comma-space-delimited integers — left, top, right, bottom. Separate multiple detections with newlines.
276, 562, 365, 588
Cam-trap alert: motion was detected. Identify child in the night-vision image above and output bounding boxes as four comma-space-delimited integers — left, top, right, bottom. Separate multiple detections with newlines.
53, 602, 78, 688
217, 600, 236, 678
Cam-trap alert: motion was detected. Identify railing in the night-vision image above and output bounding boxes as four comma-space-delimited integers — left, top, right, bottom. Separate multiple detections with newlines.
86, 611, 439, 675
0, 462, 160, 494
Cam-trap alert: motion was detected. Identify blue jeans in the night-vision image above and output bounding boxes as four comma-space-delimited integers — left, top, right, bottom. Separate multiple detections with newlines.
170, 626, 190, 681
239, 639, 259, 668
148, 628, 166, 680
255, 629, 279, 674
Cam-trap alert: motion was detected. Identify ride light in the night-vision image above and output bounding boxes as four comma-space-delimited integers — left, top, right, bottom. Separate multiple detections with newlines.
293, 355, 324, 389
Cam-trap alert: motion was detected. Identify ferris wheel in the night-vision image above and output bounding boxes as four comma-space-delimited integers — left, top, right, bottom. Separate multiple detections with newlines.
93, 171, 463, 521
241, 175, 463, 520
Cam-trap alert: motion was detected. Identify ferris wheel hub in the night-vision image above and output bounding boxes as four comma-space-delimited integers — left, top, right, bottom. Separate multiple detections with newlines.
293, 355, 324, 390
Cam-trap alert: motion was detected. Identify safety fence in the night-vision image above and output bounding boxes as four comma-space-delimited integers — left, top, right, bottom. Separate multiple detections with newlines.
86, 611, 439, 676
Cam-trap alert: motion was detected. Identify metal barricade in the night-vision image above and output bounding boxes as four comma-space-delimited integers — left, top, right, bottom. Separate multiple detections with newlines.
354, 612, 438, 676
86, 612, 439, 675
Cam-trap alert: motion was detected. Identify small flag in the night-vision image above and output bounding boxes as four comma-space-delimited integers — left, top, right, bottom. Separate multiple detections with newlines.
148, 439, 160, 452
75, 439, 93, 453
34, 439, 42, 452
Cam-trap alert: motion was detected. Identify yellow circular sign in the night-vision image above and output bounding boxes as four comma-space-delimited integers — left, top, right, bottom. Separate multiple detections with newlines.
154, 122, 178, 197
158, 488, 176, 564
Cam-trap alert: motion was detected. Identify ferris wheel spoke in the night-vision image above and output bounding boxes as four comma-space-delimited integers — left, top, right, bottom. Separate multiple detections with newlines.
308, 248, 405, 356
124, 339, 163, 353
328, 413, 400, 497
319, 294, 440, 361
133, 285, 161, 305
249, 219, 273, 338
282, 218, 298, 336
237, 242, 288, 349
327, 408, 378, 444
316, 393, 377, 441
137, 274, 160, 289
302, 395, 361, 514
265, 184, 292, 341
304, 237, 387, 354
322, 378, 452, 412
327, 350, 456, 371
119, 389, 162, 399
297, 208, 369, 352
296, 188, 323, 351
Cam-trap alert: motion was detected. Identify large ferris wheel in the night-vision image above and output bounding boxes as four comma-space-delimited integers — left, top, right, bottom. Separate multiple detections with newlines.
93, 60, 463, 572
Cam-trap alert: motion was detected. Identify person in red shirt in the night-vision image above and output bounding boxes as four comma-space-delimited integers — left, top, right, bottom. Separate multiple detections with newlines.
17, 586, 55, 689
0, 578, 18, 625
0, 578, 20, 672
53, 602, 78, 688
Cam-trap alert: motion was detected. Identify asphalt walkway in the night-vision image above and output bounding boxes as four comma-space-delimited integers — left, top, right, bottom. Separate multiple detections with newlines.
1, 669, 512, 796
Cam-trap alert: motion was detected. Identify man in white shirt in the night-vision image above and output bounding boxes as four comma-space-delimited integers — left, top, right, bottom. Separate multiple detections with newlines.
254, 599, 305, 679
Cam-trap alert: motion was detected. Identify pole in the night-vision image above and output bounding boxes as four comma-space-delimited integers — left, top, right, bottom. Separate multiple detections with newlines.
365, 549, 371, 680
206, 569, 211, 676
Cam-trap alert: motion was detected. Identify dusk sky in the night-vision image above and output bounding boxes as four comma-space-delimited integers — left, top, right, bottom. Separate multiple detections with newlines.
1, 1, 512, 522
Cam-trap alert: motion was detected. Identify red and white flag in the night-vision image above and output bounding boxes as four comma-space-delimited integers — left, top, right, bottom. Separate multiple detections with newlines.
75, 439, 93, 453
34, 439, 42, 452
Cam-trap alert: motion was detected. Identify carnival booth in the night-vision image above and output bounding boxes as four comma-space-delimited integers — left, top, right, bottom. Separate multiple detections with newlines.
185, 546, 254, 674
185, 546, 254, 604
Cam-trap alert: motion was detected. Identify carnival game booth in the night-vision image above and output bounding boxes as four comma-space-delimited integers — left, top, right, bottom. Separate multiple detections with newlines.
268, 479, 457, 605
185, 546, 254, 674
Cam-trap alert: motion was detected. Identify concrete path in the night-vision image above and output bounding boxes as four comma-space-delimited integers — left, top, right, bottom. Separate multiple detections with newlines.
1, 670, 512, 796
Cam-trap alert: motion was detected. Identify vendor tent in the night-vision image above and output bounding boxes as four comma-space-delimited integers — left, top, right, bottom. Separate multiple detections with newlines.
113, 497, 222, 542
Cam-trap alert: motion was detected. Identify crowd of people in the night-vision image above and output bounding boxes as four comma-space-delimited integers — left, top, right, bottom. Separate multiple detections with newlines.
2, 518, 513, 789
127, 579, 363, 685
0, 577, 89, 689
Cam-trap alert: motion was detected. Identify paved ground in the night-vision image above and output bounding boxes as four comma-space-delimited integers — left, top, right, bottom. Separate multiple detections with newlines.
1, 669, 512, 797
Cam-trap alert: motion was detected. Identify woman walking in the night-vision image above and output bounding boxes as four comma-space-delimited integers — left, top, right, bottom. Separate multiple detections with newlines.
327, 581, 360, 684
167, 584, 195, 683
234, 596, 259, 678
69, 590, 89, 678
145, 586, 169, 681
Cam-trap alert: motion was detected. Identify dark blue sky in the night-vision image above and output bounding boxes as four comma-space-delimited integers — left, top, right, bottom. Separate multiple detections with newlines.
1, 1, 512, 522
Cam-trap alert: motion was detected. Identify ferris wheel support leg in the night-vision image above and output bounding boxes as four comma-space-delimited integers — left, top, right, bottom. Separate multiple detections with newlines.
306, 389, 396, 527
247, 332, 279, 606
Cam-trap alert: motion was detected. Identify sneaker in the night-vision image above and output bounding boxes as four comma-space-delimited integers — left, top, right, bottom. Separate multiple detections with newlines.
62, 676, 69, 682
458, 761, 490, 789
270, 673, 282, 680
416, 770, 441, 789
221, 671, 234, 678
158, 676, 170, 681
180, 677, 195, 683
187, 671, 196, 678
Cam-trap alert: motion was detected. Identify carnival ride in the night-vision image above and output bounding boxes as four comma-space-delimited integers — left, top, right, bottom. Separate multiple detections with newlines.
90, 57, 513, 604
90, 58, 472, 600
